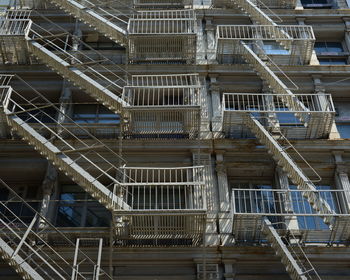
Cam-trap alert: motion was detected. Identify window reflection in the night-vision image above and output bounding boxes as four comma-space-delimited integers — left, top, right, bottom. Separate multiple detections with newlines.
290, 185, 337, 230
56, 185, 110, 227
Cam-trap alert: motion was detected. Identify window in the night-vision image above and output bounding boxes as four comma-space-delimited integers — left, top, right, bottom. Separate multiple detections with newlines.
301, 0, 333, 8
290, 185, 337, 230
262, 42, 290, 55
56, 185, 110, 227
319, 58, 347, 65
17, 107, 57, 123
335, 102, 350, 138
314, 42, 344, 53
337, 124, 350, 138
0, 185, 39, 224
73, 104, 120, 124
314, 42, 348, 65
275, 108, 303, 126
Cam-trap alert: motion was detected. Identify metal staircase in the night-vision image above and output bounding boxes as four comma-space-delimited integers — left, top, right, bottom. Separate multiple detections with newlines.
49, 0, 129, 46
1, 78, 131, 213
26, 18, 129, 114
230, 0, 292, 47
240, 42, 310, 122
0, 179, 112, 280
214, 0, 297, 9
244, 115, 335, 226
262, 218, 321, 280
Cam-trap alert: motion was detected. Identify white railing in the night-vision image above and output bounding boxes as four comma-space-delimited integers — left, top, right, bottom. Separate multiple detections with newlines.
128, 10, 197, 62
217, 25, 314, 41
0, 179, 112, 280
128, 10, 196, 35
122, 74, 201, 138
232, 189, 350, 216
118, 166, 207, 211
133, 0, 192, 8
223, 93, 335, 113
1, 76, 129, 209
123, 74, 201, 107
30, 123, 120, 139
129, 73, 200, 88
52, 0, 132, 25
213, 0, 296, 9
27, 20, 127, 102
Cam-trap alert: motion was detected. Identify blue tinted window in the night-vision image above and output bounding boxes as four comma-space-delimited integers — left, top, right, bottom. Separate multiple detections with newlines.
290, 185, 336, 230
315, 42, 344, 53
337, 124, 350, 138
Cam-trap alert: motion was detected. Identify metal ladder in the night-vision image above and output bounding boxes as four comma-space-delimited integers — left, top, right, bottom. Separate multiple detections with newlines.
262, 218, 321, 280
49, 0, 129, 46
1, 77, 131, 212
0, 179, 112, 280
244, 115, 335, 227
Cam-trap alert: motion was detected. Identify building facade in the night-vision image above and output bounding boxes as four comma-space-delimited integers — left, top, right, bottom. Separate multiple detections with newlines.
0, 0, 350, 279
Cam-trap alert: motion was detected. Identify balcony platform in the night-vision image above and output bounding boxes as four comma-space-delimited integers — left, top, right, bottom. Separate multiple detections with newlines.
231, 188, 350, 244
128, 10, 197, 63
0, 11, 32, 64
123, 74, 202, 139
114, 166, 207, 245
216, 25, 315, 65
222, 93, 335, 139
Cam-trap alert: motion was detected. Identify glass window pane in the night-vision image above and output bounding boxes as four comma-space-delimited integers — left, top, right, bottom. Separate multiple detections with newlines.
326, 42, 344, 53
337, 124, 350, 138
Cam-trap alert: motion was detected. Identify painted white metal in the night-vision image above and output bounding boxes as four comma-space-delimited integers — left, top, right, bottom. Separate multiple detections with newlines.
0, 179, 112, 280
128, 10, 197, 63
224, 0, 294, 52
244, 115, 336, 227
239, 42, 310, 122
123, 74, 202, 138
1, 76, 207, 245
2, 83, 131, 212
214, 0, 297, 9
232, 188, 349, 216
49, 0, 129, 46
216, 25, 315, 65
0, 236, 45, 280
222, 93, 335, 139
0, 10, 32, 64
72, 238, 104, 280
0, 12, 129, 113
26, 19, 129, 114
115, 166, 207, 241
133, 0, 193, 9
262, 218, 321, 280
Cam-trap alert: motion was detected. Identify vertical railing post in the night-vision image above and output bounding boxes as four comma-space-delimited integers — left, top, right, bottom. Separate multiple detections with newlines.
11, 213, 38, 258
71, 239, 80, 280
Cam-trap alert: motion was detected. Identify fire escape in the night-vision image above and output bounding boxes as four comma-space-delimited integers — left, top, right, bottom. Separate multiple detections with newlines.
0, 178, 112, 280
216, 1, 344, 279
0, 0, 207, 276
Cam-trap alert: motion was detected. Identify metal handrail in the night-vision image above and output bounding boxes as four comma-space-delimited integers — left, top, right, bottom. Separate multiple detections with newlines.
231, 188, 350, 216
223, 93, 335, 113
268, 221, 322, 280
217, 25, 315, 41
0, 178, 113, 280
